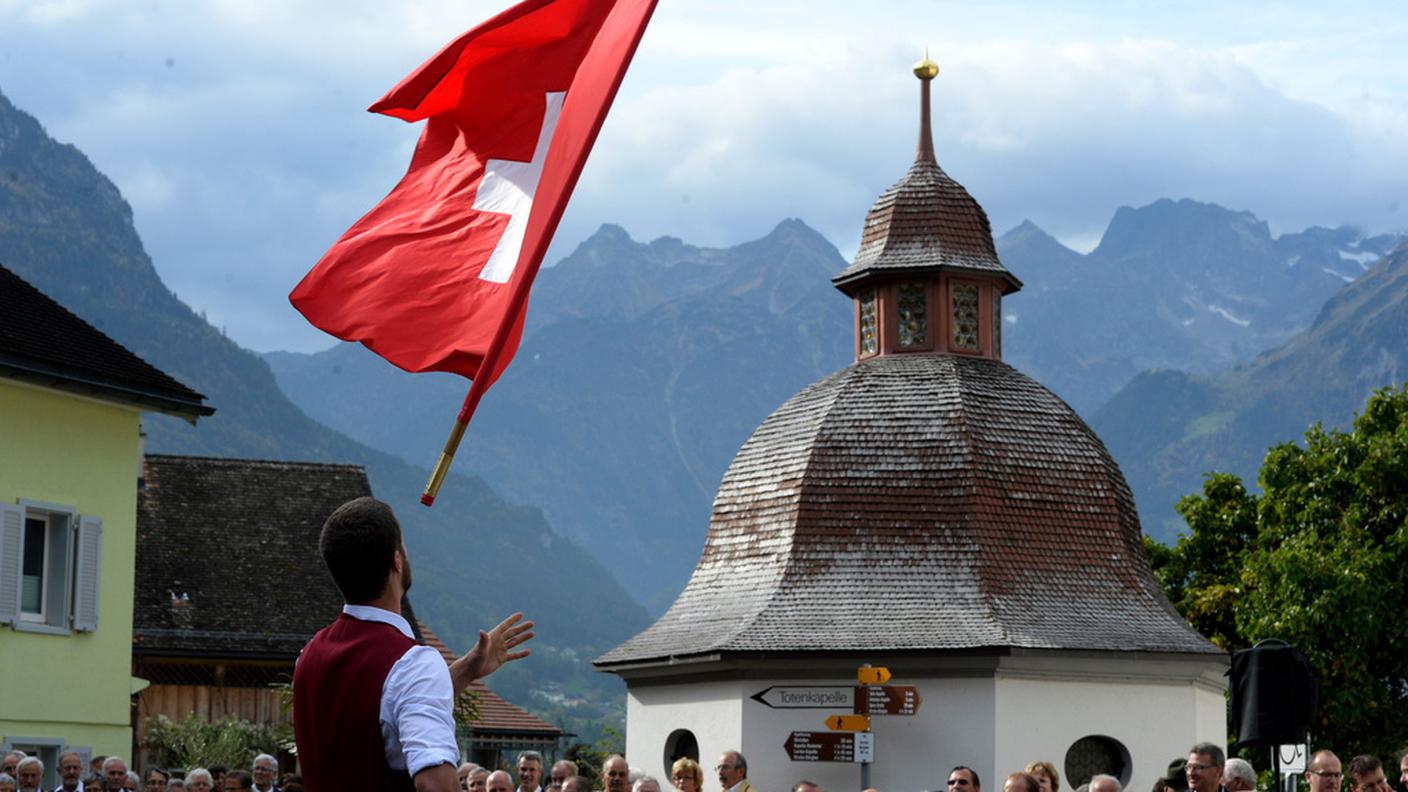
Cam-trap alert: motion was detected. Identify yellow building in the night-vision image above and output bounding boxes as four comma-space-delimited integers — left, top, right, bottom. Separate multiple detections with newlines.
0, 263, 211, 782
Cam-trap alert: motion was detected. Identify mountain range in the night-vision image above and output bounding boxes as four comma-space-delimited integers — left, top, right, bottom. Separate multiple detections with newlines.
0, 88, 646, 734
999, 199, 1402, 414
268, 199, 1404, 614
1092, 240, 1408, 535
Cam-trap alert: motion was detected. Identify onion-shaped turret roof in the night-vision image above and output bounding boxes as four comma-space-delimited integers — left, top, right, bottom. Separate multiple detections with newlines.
832, 54, 1020, 294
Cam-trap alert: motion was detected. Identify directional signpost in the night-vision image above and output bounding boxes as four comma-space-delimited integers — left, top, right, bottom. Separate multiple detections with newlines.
856, 666, 892, 685
854, 685, 921, 715
826, 714, 871, 731
784, 732, 875, 763
751, 686, 855, 709
769, 666, 923, 792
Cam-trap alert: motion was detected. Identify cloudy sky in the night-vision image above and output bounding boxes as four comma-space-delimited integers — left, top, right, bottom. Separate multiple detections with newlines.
1, 0, 1404, 353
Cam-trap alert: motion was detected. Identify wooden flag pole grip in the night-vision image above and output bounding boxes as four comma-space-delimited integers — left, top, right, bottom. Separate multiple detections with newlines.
421, 416, 470, 506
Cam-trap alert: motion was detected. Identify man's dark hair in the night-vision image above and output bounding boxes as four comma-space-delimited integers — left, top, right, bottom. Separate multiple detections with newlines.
147, 769, 170, 784
1189, 744, 1225, 768
952, 768, 981, 790
731, 754, 747, 774
563, 778, 592, 792
225, 773, 253, 792
1347, 756, 1382, 788
319, 497, 402, 604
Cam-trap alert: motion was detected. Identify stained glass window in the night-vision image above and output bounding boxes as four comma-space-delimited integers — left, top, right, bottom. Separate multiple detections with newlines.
897, 282, 927, 348
951, 283, 979, 351
992, 291, 1002, 358
859, 289, 878, 356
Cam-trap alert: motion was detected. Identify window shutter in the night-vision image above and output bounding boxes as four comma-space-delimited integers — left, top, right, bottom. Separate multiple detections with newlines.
0, 503, 20, 624
72, 515, 102, 632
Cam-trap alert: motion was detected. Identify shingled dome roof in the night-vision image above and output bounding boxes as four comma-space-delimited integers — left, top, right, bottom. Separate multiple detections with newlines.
596, 354, 1218, 667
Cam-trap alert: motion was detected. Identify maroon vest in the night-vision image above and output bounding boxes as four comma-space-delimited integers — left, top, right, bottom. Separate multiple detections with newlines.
294, 613, 419, 792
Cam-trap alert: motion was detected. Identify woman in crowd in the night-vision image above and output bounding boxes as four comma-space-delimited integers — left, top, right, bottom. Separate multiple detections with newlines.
670, 759, 703, 792
1026, 762, 1061, 792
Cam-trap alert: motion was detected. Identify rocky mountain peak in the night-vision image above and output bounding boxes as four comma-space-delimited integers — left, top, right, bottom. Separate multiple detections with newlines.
1093, 198, 1273, 262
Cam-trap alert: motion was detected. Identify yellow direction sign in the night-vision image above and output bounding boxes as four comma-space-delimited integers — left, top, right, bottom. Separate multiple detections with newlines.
826, 714, 871, 732
856, 666, 891, 685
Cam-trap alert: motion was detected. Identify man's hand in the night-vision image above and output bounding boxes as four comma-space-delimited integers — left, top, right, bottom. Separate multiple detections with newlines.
449, 612, 533, 695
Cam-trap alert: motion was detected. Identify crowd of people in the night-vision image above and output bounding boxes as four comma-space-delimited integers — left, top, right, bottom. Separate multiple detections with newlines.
0, 752, 298, 792
446, 742, 1408, 792
3, 741, 1407, 792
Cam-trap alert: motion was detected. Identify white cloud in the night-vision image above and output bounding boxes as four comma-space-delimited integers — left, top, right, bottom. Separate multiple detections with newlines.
1, 1, 1405, 352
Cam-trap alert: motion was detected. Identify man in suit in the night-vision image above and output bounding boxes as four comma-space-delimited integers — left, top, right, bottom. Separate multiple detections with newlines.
252, 755, 278, 792
948, 768, 980, 792
602, 759, 630, 792
55, 753, 84, 792
15, 757, 44, 792
1305, 750, 1342, 792
1185, 744, 1227, 792
549, 764, 576, 789
714, 753, 757, 792
515, 753, 543, 792
1348, 756, 1392, 792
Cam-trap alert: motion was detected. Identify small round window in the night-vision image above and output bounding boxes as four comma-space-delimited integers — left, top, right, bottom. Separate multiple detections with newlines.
663, 729, 699, 779
1064, 735, 1131, 787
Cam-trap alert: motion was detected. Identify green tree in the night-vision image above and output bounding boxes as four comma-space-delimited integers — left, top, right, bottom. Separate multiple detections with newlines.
1155, 385, 1408, 758
142, 714, 284, 770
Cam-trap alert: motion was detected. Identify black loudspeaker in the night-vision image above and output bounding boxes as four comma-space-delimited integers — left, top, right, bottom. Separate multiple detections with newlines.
1228, 639, 1319, 745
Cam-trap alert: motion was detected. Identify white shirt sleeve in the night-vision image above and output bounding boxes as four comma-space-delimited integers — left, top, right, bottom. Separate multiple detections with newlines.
381, 644, 459, 777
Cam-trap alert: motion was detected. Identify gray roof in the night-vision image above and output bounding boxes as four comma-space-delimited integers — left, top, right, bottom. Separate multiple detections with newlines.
833, 159, 1021, 292
0, 262, 211, 419
597, 354, 1218, 668
134, 454, 371, 659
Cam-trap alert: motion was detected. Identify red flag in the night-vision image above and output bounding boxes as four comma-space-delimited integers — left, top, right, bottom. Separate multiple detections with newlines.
291, 0, 657, 393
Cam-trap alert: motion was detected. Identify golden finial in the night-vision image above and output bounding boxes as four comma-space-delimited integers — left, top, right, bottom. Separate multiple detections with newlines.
913, 47, 939, 81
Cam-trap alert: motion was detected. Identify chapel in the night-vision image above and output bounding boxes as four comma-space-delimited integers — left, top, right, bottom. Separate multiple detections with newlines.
595, 56, 1227, 792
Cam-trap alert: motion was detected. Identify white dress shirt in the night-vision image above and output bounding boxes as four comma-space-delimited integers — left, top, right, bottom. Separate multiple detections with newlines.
342, 604, 459, 778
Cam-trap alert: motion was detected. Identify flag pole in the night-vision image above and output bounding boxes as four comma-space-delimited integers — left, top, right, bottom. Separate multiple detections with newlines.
420, 303, 519, 506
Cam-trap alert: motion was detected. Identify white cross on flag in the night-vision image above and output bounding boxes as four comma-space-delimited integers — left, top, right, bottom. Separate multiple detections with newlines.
292, 0, 657, 391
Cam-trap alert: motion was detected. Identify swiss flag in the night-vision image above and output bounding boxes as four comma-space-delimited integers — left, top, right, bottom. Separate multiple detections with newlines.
291, 0, 657, 392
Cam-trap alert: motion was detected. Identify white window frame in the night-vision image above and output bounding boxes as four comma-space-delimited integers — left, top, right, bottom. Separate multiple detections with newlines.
1, 500, 100, 634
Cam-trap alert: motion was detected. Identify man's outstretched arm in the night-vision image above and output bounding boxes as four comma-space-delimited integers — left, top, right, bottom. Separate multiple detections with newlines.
447, 612, 534, 696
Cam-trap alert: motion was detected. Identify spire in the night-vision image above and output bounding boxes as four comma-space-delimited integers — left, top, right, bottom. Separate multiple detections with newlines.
913, 48, 939, 165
